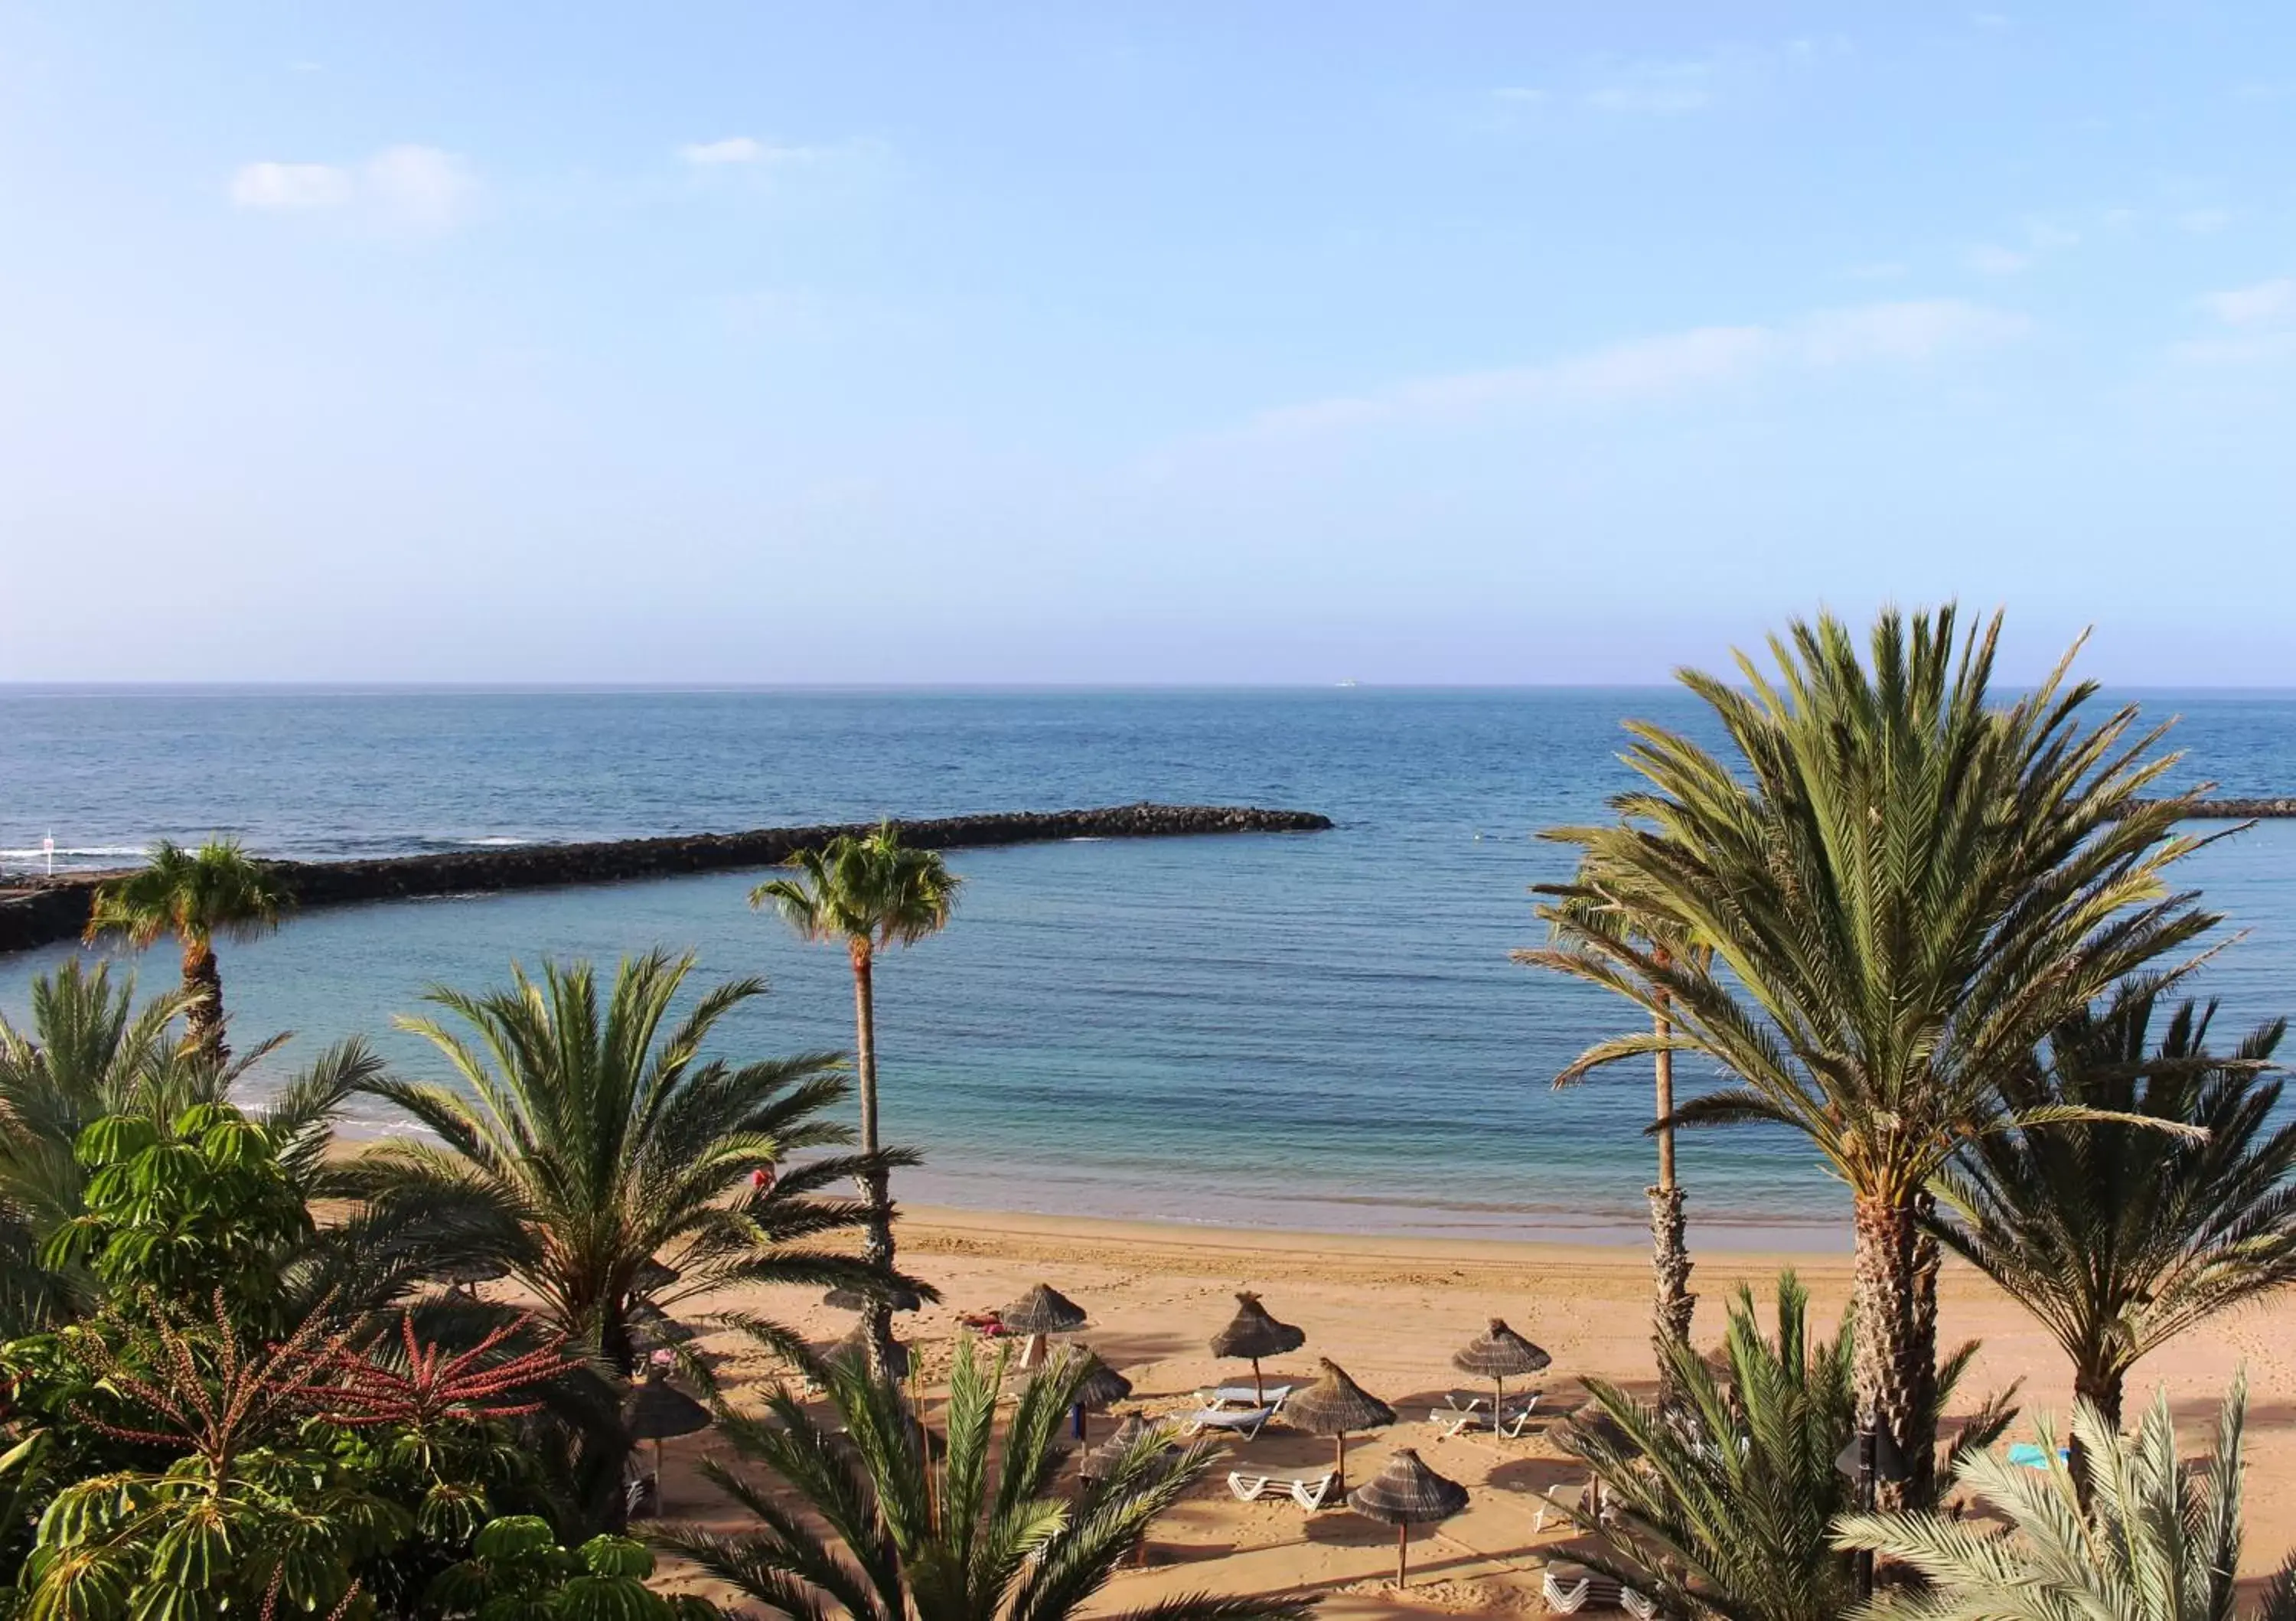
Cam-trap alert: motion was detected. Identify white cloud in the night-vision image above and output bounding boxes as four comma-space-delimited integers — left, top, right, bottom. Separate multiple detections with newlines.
228, 145, 477, 234
1242, 298, 2027, 439
1585, 60, 1717, 115
2203, 278, 2295, 325
230, 161, 353, 210
677, 135, 831, 168
364, 145, 478, 232
1966, 243, 2031, 276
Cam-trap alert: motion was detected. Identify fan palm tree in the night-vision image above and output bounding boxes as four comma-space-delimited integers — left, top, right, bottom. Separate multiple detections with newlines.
1547, 1273, 2013, 1621
752, 823, 960, 1373
81, 837, 291, 1062
1524, 882, 1710, 1384
1932, 986, 2296, 1472
1838, 1378, 2296, 1621
351, 950, 929, 1379
1521, 607, 2217, 1506
657, 1336, 1315, 1621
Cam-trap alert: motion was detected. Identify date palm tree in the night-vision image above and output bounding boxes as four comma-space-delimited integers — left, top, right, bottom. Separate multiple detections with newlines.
81, 837, 291, 1062
1521, 607, 2216, 1507
1524, 881, 1709, 1385
657, 1336, 1315, 1621
1932, 987, 2296, 1472
1838, 1378, 2296, 1621
351, 950, 929, 1379
753, 823, 960, 1373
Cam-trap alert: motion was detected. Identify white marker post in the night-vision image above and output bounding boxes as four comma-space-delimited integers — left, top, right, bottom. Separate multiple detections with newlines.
42, 833, 54, 876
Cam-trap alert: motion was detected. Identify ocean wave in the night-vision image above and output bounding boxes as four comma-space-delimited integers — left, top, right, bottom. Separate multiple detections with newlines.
0, 845, 147, 859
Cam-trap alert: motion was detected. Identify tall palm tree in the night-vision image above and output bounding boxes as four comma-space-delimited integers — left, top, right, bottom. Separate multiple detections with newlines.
1838, 1378, 2296, 1621
82, 837, 291, 1062
351, 950, 928, 1378
753, 823, 960, 1372
1525, 882, 1709, 1383
1933, 987, 2296, 1453
658, 1337, 1315, 1621
1522, 608, 2216, 1506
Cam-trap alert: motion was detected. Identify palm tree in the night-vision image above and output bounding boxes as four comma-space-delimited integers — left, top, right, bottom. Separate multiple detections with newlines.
752, 822, 960, 1372
1932, 987, 2296, 1459
1838, 1378, 2296, 1621
1525, 882, 1709, 1384
657, 1337, 1315, 1621
82, 837, 291, 1062
351, 949, 928, 1378
1548, 1273, 2013, 1621
1522, 608, 2216, 1506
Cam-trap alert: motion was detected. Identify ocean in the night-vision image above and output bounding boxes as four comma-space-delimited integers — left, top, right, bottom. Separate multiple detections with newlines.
5, 686, 2294, 1247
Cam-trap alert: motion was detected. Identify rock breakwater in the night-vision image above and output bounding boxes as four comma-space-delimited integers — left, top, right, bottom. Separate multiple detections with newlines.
0, 803, 1332, 956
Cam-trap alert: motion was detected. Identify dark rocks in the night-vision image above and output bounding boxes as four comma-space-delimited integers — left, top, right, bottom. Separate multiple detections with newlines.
2179, 798, 2296, 820
0, 803, 1331, 957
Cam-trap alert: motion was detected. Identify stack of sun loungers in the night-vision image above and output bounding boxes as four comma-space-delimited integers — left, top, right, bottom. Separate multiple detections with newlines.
1225, 1469, 1336, 1509
1541, 1563, 1657, 1618
1172, 1382, 1296, 1443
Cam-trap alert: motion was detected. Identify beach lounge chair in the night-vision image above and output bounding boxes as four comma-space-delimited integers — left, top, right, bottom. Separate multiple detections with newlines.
1429, 1393, 1492, 1438
2007, 1443, 2069, 1470
1622, 1588, 1659, 1620
1495, 1394, 1543, 1437
1177, 1402, 1279, 1441
1226, 1469, 1338, 1509
1533, 1482, 1587, 1535
1542, 1564, 1622, 1614
1195, 1382, 1296, 1411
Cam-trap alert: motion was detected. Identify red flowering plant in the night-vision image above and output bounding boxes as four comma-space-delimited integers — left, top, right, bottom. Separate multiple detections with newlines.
282, 1312, 584, 1548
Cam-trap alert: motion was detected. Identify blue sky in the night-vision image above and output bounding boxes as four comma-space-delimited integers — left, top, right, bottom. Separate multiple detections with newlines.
3, 4, 2294, 683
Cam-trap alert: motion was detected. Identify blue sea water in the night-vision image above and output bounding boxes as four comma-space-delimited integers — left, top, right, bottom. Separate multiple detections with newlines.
5, 686, 2294, 1247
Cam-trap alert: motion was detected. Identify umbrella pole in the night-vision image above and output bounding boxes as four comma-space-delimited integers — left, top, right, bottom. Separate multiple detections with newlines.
1397, 1522, 1408, 1587
1335, 1432, 1346, 1493
1251, 1357, 1264, 1404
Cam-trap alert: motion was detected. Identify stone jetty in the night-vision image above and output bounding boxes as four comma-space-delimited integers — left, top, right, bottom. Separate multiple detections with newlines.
0, 802, 1332, 956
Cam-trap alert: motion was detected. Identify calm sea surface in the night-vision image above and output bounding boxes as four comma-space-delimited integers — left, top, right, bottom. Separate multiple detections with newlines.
5, 687, 2294, 1247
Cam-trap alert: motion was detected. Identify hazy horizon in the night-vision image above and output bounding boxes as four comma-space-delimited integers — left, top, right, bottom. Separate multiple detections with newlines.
5, 5, 2294, 685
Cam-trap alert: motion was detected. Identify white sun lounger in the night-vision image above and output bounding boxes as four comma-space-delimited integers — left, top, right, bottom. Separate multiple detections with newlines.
1178, 1403, 1279, 1441
1195, 1383, 1296, 1411
1543, 1564, 1620, 1614
1533, 1482, 1587, 1535
1227, 1469, 1337, 1510
1496, 1394, 1544, 1437
1432, 1390, 1542, 1439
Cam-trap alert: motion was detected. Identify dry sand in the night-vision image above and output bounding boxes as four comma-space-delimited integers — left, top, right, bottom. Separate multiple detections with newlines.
648, 1207, 2296, 1618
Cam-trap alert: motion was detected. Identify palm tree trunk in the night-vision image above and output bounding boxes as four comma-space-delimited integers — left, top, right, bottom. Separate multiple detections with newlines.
1851, 1193, 1934, 1511
2069, 1358, 2125, 1508
851, 945, 896, 1375
1649, 972, 1694, 1394
180, 936, 227, 1065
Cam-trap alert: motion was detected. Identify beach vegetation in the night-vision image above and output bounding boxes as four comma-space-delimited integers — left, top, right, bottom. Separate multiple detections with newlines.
1930, 987, 2296, 1472
1525, 606, 2217, 1505
1837, 1378, 2296, 1621
80, 839, 291, 1065
657, 1334, 1313, 1621
752, 823, 960, 1376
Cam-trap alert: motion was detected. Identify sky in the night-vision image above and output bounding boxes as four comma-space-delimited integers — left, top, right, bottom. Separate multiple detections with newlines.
3, 3, 2295, 684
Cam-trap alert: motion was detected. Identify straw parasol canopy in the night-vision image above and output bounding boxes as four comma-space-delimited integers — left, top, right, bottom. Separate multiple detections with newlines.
1285, 1357, 1396, 1493
1450, 1318, 1551, 1417
823, 1283, 925, 1313
1208, 1291, 1306, 1404
1553, 1398, 1634, 1460
1000, 1283, 1088, 1334
625, 1371, 713, 1512
635, 1258, 680, 1293
826, 1326, 912, 1381
1078, 1413, 1156, 1483
1347, 1447, 1469, 1587
426, 1256, 509, 1290
1072, 1352, 1134, 1411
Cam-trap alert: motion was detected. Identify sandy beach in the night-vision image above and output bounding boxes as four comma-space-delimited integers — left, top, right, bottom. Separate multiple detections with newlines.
649, 1207, 2296, 1616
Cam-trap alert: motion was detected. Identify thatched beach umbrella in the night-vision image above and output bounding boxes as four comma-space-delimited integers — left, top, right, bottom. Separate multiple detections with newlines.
1209, 1291, 1305, 1404
1001, 1283, 1088, 1369
1078, 1413, 1153, 1484
823, 1283, 924, 1313
1450, 1317, 1551, 1420
635, 1258, 680, 1294
1062, 1350, 1134, 1443
1553, 1397, 1634, 1460
427, 1256, 508, 1292
1286, 1356, 1395, 1493
826, 1326, 912, 1381
1348, 1447, 1468, 1587
626, 1371, 713, 1512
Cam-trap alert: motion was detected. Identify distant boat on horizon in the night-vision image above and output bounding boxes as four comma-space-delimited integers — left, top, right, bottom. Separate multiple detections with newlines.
1336, 679, 1359, 689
